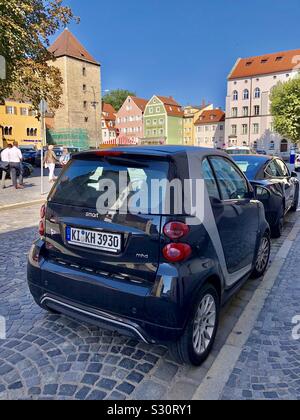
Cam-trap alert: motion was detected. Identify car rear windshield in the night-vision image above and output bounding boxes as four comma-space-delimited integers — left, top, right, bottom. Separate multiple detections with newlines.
50, 157, 171, 214
233, 156, 267, 179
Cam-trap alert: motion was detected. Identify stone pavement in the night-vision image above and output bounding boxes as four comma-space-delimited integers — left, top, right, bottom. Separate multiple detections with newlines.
220, 227, 300, 400
0, 204, 299, 400
0, 168, 54, 208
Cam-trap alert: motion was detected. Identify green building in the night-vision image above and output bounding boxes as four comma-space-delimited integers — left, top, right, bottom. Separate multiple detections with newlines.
143, 96, 184, 145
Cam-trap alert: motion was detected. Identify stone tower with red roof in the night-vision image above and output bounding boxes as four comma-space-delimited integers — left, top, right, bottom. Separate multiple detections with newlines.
48, 29, 102, 148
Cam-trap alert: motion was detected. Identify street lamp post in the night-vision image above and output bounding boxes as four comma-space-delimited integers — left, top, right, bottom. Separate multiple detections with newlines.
39, 99, 48, 196
90, 86, 100, 149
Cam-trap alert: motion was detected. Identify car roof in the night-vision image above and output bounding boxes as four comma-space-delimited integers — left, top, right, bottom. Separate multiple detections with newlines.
75, 146, 228, 159
231, 154, 272, 161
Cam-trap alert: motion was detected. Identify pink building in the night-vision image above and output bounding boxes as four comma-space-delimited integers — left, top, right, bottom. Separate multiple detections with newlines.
116, 96, 148, 145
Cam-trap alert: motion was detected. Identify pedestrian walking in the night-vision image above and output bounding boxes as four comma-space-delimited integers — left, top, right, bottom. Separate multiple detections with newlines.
44, 145, 59, 182
59, 147, 71, 166
8, 141, 24, 190
0, 144, 12, 189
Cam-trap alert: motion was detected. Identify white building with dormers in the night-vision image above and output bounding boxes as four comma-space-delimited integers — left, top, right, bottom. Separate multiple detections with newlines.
225, 49, 300, 159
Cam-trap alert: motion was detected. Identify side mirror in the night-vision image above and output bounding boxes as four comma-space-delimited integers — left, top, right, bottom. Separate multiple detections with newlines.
291, 171, 298, 178
255, 186, 271, 200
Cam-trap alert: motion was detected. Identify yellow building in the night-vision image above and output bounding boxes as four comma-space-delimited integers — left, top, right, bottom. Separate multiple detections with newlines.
183, 103, 213, 145
0, 100, 42, 149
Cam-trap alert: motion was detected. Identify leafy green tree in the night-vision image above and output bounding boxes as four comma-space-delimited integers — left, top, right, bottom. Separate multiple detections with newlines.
103, 89, 136, 111
0, 0, 77, 112
270, 76, 300, 144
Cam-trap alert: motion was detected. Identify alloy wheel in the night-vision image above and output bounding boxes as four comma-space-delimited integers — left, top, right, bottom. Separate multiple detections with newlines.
192, 294, 216, 355
255, 236, 270, 273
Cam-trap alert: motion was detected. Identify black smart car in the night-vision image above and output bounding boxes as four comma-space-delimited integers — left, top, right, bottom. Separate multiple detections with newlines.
232, 155, 299, 238
28, 147, 271, 366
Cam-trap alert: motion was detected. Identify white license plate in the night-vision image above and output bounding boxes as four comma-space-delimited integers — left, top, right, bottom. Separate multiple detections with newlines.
66, 227, 122, 253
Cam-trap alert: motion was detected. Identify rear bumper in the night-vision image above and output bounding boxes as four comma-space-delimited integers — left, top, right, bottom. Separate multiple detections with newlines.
27, 242, 184, 343
36, 292, 153, 343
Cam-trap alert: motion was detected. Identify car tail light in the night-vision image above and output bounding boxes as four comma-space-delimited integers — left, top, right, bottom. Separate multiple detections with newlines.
163, 222, 190, 240
96, 151, 123, 157
40, 204, 46, 219
163, 243, 192, 263
39, 204, 46, 237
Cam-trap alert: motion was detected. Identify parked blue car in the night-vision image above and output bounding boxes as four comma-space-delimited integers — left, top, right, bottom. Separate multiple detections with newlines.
27, 146, 271, 365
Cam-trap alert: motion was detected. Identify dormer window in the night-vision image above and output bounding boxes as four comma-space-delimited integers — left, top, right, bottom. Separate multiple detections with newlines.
276, 56, 283, 62
246, 61, 253, 66
261, 58, 268, 64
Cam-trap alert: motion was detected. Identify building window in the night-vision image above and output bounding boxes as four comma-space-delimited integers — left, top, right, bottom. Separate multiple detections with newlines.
220, 124, 224, 131
6, 106, 15, 115
83, 101, 87, 109
254, 88, 261, 99
254, 105, 260, 116
280, 139, 288, 153
85, 117, 89, 122
3, 126, 13, 136
20, 107, 29, 116
153, 119, 157, 125
242, 106, 249, 117
231, 125, 237, 135
153, 129, 157, 136
269, 141, 275, 150
159, 129, 164, 135
156, 107, 160, 113
83, 84, 87, 92
83, 67, 86, 76
27, 128, 37, 137
146, 120, 150, 125
149, 107, 153, 114
233, 90, 238, 101
243, 89, 249, 100
242, 124, 248, 135
253, 141, 258, 149
253, 123, 259, 134
232, 107, 238, 117
159, 118, 164, 125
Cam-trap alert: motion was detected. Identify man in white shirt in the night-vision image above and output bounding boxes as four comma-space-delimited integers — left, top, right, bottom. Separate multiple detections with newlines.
0, 144, 12, 189
8, 141, 24, 189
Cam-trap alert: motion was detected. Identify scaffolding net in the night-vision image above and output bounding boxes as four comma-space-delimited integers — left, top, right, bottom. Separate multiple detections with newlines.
47, 128, 90, 150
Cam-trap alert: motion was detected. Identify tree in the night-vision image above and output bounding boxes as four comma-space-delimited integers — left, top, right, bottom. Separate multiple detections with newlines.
103, 89, 136, 111
0, 0, 77, 113
270, 76, 300, 144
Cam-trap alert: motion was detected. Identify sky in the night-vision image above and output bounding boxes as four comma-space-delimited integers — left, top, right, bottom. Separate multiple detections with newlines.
56, 0, 300, 109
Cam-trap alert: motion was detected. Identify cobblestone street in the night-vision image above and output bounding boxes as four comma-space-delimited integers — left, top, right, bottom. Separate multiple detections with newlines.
221, 228, 300, 400
0, 203, 299, 400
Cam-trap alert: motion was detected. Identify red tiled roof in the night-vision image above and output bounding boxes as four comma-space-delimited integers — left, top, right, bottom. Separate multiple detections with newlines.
102, 103, 116, 121
229, 48, 300, 79
49, 29, 99, 65
194, 109, 225, 125
131, 97, 148, 112
157, 96, 184, 117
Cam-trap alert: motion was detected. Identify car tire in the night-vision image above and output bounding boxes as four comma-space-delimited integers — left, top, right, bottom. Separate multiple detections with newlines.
272, 204, 285, 238
168, 284, 220, 366
23, 166, 30, 178
251, 232, 271, 279
291, 186, 299, 212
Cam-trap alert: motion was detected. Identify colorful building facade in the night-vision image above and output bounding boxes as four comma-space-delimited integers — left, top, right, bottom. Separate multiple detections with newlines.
101, 103, 118, 146
183, 103, 213, 145
116, 96, 148, 145
0, 100, 41, 149
225, 48, 300, 158
194, 109, 225, 149
143, 96, 184, 145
